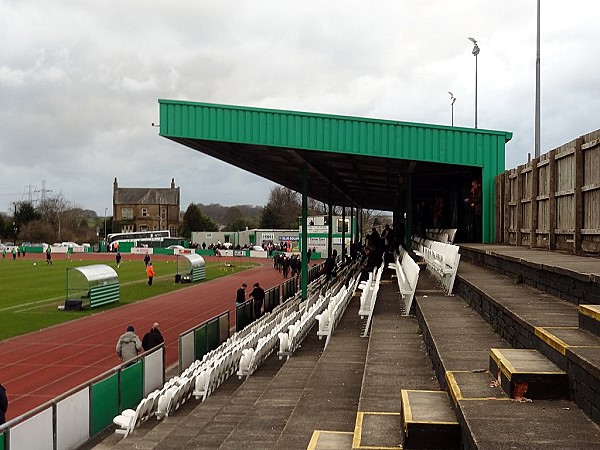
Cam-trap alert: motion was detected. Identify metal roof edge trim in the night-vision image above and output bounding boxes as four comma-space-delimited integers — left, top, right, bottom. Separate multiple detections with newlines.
158, 99, 513, 142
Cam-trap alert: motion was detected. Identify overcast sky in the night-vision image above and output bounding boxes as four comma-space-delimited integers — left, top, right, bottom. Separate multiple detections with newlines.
1, 1, 599, 216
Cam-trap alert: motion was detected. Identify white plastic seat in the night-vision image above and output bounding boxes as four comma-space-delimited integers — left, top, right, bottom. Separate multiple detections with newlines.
113, 397, 150, 437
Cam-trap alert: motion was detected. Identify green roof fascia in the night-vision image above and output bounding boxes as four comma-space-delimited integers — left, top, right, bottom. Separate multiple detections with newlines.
158, 99, 512, 169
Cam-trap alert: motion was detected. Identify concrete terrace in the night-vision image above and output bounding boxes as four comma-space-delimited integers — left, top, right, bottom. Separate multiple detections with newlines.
90, 245, 600, 449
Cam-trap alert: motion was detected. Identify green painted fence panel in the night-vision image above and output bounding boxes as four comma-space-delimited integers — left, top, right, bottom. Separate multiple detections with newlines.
206, 318, 219, 351
120, 361, 143, 412
91, 373, 119, 435
0, 432, 5, 450
236, 302, 253, 331
194, 326, 208, 361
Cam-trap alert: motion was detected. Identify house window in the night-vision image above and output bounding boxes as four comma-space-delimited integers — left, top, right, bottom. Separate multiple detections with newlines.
139, 224, 149, 231
121, 225, 134, 233
337, 219, 349, 233
169, 225, 177, 236
142, 208, 148, 217
122, 208, 133, 220
161, 208, 167, 219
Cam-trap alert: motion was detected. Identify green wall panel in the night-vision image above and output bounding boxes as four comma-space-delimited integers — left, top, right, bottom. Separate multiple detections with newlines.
0, 432, 4, 450
120, 361, 143, 412
91, 373, 119, 435
206, 318, 219, 351
194, 326, 208, 361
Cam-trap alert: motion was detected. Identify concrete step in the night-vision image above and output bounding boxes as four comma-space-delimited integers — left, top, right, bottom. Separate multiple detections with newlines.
351, 282, 441, 450
445, 370, 507, 404
580, 305, 600, 336
417, 292, 600, 448
456, 259, 600, 423
489, 348, 568, 400
400, 390, 460, 449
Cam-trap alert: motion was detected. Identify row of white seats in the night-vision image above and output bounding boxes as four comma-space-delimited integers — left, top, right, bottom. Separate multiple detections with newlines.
388, 247, 420, 315
423, 241, 461, 295
113, 279, 327, 438
233, 276, 328, 378
279, 260, 361, 358
425, 228, 457, 244
358, 264, 384, 318
113, 373, 194, 436
412, 236, 434, 258
277, 291, 328, 359
359, 264, 384, 337
317, 273, 361, 347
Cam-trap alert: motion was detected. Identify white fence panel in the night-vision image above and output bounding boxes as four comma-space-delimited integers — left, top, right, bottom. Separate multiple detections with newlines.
144, 348, 164, 396
180, 332, 195, 373
10, 407, 53, 450
56, 388, 90, 450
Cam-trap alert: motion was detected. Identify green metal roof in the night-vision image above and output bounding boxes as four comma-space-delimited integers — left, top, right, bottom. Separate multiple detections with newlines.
158, 100, 512, 241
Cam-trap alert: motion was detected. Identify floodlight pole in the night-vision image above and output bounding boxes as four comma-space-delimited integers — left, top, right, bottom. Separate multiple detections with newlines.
534, 0, 541, 158
301, 162, 308, 301
468, 37, 480, 129
104, 207, 108, 252
449, 92, 456, 126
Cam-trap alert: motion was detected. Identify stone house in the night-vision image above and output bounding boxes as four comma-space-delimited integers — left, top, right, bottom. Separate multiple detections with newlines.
112, 178, 180, 235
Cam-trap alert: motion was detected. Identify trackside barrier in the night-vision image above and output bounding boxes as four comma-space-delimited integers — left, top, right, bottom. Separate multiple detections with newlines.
236, 300, 254, 332
281, 276, 298, 302
179, 312, 230, 375
307, 262, 325, 283
264, 286, 280, 314
0, 345, 165, 450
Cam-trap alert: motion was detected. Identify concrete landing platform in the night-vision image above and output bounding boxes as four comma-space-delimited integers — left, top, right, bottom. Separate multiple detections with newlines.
489, 348, 568, 399
400, 390, 459, 449
445, 370, 507, 404
307, 430, 353, 450
580, 304, 600, 336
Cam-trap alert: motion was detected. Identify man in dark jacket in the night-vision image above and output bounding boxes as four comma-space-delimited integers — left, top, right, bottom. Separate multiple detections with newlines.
0, 382, 8, 425
250, 282, 265, 320
236, 283, 247, 305
142, 323, 165, 351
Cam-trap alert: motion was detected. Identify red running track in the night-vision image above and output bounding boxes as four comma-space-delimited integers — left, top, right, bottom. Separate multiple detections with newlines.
0, 255, 292, 420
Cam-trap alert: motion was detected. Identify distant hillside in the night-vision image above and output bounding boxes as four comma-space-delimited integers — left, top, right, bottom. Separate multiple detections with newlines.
197, 203, 262, 225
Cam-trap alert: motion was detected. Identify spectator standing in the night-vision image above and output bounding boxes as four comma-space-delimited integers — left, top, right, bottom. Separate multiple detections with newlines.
0, 382, 7, 425
46, 246, 53, 265
143, 252, 151, 267
115, 251, 122, 268
464, 179, 482, 242
323, 249, 338, 281
146, 263, 155, 286
251, 282, 265, 319
142, 323, 164, 351
116, 325, 142, 362
236, 283, 247, 305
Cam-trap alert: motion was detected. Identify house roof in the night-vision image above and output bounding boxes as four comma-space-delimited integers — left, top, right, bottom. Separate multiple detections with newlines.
114, 187, 179, 205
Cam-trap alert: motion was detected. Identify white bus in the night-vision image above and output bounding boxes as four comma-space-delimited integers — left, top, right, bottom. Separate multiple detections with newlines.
106, 230, 171, 249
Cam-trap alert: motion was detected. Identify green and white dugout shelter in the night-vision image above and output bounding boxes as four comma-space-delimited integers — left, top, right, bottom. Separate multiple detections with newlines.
157, 100, 512, 297
176, 253, 206, 283
66, 264, 120, 309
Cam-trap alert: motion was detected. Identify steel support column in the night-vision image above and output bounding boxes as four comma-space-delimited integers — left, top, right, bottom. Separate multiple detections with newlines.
301, 162, 308, 301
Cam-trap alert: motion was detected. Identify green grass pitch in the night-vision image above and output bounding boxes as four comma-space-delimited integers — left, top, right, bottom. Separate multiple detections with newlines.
0, 256, 256, 340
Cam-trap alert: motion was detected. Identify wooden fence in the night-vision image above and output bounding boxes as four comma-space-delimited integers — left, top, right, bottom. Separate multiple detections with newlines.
495, 129, 600, 254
